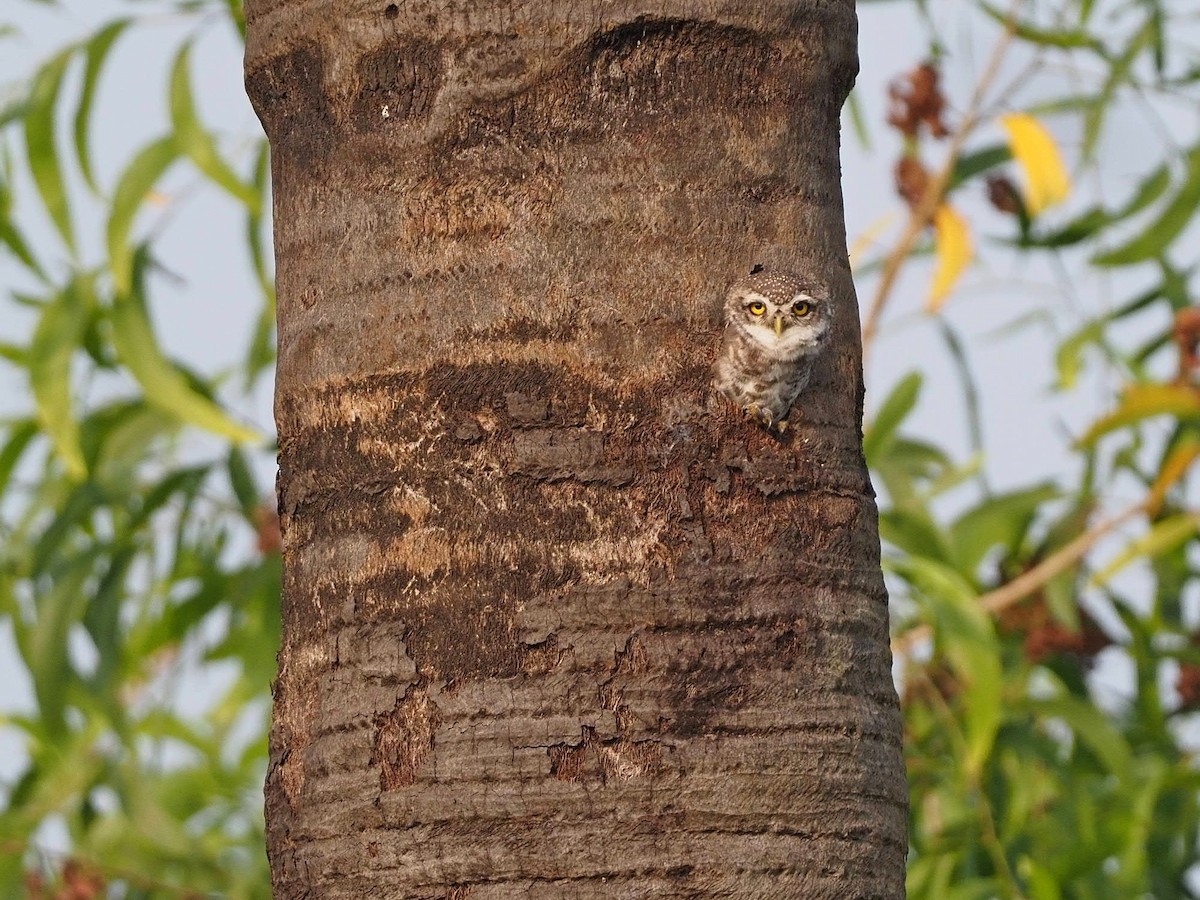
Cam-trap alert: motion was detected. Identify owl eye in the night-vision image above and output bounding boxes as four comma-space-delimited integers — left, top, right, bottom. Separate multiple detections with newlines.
747, 301, 767, 316
792, 300, 811, 317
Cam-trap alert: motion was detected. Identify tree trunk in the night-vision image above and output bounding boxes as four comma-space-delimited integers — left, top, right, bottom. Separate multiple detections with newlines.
245, 1, 906, 896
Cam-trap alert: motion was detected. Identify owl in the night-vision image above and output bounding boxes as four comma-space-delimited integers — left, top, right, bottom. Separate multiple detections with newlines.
712, 268, 834, 433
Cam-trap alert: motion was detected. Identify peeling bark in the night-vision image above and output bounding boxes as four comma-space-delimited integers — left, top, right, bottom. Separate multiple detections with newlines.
246, 1, 906, 897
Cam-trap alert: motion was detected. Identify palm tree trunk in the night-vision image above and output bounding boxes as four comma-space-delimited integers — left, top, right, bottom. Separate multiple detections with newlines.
245, 1, 906, 896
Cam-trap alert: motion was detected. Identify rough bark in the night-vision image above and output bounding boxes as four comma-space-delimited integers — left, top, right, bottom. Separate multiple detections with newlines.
245, 1, 906, 897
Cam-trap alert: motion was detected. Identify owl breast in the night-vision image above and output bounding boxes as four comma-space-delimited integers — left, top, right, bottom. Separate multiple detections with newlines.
713, 333, 814, 425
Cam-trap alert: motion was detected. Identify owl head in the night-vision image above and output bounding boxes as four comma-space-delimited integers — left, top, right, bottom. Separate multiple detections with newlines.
723, 268, 833, 357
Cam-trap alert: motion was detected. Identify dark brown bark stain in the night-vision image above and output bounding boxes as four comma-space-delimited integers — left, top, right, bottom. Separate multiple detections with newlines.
353, 38, 444, 131
548, 725, 665, 784
440, 19, 787, 157
274, 357, 870, 683
245, 46, 336, 169
372, 687, 441, 790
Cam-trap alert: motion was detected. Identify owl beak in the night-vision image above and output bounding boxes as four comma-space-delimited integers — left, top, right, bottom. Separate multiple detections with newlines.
773, 316, 784, 337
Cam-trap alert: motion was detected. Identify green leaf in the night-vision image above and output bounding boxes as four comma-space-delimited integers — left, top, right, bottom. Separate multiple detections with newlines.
864, 372, 922, 464
1025, 93, 1100, 117
880, 508, 951, 563
875, 437, 969, 511
1055, 319, 1107, 389
1057, 283, 1168, 382
0, 419, 39, 495
169, 41, 260, 212
1149, 3, 1166, 75
1115, 163, 1173, 220
1111, 282, 1166, 322
844, 90, 871, 152
74, 19, 131, 194
90, 464, 213, 682
136, 710, 214, 753
890, 556, 1001, 775
0, 87, 27, 133
243, 140, 276, 383
1042, 569, 1078, 629
21, 551, 97, 736
1078, 384, 1200, 447
907, 854, 967, 899
3, 727, 106, 832
85, 401, 179, 483
110, 258, 261, 445
0, 342, 26, 364
30, 480, 98, 575
1083, 26, 1147, 162
133, 465, 210, 532
981, 3, 1102, 49
1090, 512, 1200, 588
1023, 159, 1167, 250
106, 135, 178, 295
888, 438, 952, 478
29, 279, 91, 479
1023, 208, 1109, 249
1030, 695, 1133, 775
925, 451, 983, 497
940, 881, 1005, 900
0, 218, 45, 277
948, 144, 1010, 191
936, 320, 985, 474
85, 544, 135, 690
227, 446, 260, 516
1135, 332, 1177, 372
131, 572, 228, 660
23, 48, 75, 252
949, 483, 1059, 575
1019, 856, 1064, 900
1093, 145, 1200, 266
1116, 758, 1168, 888
0, 180, 46, 276
224, 0, 248, 37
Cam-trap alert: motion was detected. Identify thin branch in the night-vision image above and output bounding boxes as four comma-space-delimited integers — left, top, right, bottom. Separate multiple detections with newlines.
891, 499, 1146, 659
860, 3, 1023, 357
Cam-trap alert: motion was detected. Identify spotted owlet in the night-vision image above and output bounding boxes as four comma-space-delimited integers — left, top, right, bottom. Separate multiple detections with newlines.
712, 268, 834, 433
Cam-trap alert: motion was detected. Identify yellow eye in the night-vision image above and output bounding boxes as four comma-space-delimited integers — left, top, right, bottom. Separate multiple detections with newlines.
748, 301, 766, 316
792, 301, 811, 317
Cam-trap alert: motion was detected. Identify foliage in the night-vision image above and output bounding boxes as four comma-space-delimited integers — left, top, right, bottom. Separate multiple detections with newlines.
861, 2, 1200, 897
0, 1, 275, 896
0, 0, 1198, 897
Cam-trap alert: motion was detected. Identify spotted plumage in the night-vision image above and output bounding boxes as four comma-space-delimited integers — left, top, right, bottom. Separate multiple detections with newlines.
712, 268, 834, 433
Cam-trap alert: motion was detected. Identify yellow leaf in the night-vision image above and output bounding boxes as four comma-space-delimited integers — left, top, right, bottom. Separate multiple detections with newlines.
927, 204, 972, 311
1089, 512, 1200, 589
1001, 113, 1071, 215
1148, 436, 1200, 514
1078, 383, 1200, 448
